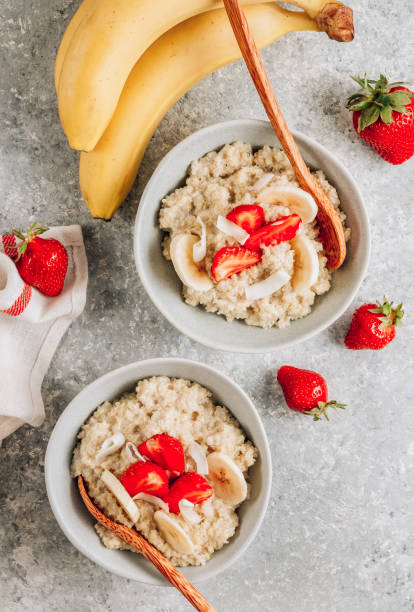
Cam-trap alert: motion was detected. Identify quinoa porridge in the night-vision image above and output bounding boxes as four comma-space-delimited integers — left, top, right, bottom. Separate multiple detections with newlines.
71, 376, 257, 567
159, 141, 350, 328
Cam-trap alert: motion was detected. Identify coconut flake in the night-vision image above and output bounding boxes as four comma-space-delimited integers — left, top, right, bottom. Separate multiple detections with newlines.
253, 173, 274, 191
179, 499, 202, 525
125, 442, 146, 464
192, 216, 207, 262
96, 433, 125, 464
132, 492, 169, 513
245, 270, 291, 301
188, 441, 209, 475
216, 215, 249, 245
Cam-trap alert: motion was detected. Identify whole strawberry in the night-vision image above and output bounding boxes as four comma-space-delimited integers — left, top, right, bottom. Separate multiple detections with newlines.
346, 74, 414, 164
345, 297, 404, 350
277, 366, 345, 421
12, 222, 68, 297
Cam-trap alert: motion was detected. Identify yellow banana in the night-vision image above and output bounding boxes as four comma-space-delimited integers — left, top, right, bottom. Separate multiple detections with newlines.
58, 0, 271, 152
54, 0, 96, 91
58, 0, 353, 152
79, 4, 316, 219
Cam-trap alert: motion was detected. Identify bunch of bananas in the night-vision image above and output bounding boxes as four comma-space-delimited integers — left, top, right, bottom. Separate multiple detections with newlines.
55, 0, 354, 219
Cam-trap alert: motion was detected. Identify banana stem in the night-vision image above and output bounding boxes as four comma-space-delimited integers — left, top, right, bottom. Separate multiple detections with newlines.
278, 0, 354, 41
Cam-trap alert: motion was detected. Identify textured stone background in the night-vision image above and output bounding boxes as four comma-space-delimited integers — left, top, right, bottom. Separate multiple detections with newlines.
0, 1, 413, 611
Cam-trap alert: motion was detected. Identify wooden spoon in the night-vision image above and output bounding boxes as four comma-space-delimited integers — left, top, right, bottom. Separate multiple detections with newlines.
222, 0, 346, 270
78, 475, 217, 612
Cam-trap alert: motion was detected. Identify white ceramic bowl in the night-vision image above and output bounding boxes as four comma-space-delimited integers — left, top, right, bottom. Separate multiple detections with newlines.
135, 119, 370, 353
45, 358, 272, 585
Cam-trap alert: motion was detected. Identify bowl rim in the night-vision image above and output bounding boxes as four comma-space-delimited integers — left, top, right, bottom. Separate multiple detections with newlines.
134, 118, 371, 353
44, 357, 272, 585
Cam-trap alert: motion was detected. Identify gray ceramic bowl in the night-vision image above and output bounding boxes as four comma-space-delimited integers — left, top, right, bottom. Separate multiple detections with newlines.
45, 358, 272, 585
135, 119, 370, 353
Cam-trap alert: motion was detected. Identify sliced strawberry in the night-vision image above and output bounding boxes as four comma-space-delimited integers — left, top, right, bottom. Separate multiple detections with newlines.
244, 214, 301, 251
211, 246, 261, 282
163, 472, 213, 514
138, 434, 185, 478
121, 461, 169, 498
226, 204, 265, 234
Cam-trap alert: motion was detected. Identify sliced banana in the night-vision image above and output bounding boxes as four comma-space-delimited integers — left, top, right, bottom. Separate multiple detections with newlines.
101, 469, 139, 523
257, 185, 318, 224
291, 235, 319, 293
154, 510, 194, 554
170, 233, 213, 292
207, 452, 247, 506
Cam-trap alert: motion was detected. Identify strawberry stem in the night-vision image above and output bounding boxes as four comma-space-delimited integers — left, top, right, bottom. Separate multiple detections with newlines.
11, 222, 49, 262
304, 401, 346, 422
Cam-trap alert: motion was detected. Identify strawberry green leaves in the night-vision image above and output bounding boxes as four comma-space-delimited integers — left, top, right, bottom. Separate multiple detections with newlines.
346, 74, 414, 132
369, 297, 404, 330
388, 89, 414, 113
379, 105, 393, 125
358, 105, 380, 131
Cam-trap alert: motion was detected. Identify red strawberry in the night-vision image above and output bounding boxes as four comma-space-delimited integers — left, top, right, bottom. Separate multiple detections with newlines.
163, 472, 213, 514
121, 461, 169, 498
277, 366, 346, 421
211, 246, 261, 282
138, 434, 185, 478
11, 222, 68, 297
346, 74, 414, 165
244, 214, 301, 251
226, 204, 265, 234
345, 298, 404, 350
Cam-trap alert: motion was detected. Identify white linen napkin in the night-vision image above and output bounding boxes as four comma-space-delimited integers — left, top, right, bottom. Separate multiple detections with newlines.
0, 225, 88, 442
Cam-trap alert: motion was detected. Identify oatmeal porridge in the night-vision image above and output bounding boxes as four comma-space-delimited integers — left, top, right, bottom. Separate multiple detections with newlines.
71, 376, 257, 567
159, 141, 350, 328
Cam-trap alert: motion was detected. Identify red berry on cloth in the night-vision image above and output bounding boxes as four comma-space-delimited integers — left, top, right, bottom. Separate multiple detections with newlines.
12, 222, 68, 297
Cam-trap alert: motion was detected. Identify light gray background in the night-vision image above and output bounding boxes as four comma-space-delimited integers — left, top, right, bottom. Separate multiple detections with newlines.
1, 1, 413, 611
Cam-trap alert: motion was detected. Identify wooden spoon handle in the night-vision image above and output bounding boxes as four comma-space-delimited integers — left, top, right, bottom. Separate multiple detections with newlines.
222, 0, 346, 270
78, 476, 217, 612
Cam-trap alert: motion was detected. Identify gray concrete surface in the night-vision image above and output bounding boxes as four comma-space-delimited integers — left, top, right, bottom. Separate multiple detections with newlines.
0, 1, 413, 611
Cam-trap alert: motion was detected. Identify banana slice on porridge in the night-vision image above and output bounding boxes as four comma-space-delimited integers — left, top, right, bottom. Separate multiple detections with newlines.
170, 233, 213, 292
256, 184, 318, 224
207, 452, 248, 506
154, 510, 194, 555
291, 235, 319, 292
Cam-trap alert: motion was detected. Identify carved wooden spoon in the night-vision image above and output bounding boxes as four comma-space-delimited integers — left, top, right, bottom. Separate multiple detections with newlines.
222, 0, 346, 270
78, 475, 217, 612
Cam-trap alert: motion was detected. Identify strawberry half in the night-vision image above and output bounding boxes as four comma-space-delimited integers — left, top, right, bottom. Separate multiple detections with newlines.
121, 461, 169, 498
244, 214, 301, 251
226, 204, 265, 234
138, 434, 185, 478
211, 246, 261, 282
163, 472, 213, 514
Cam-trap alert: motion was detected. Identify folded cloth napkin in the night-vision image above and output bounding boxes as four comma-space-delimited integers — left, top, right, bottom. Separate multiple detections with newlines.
0, 225, 88, 442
